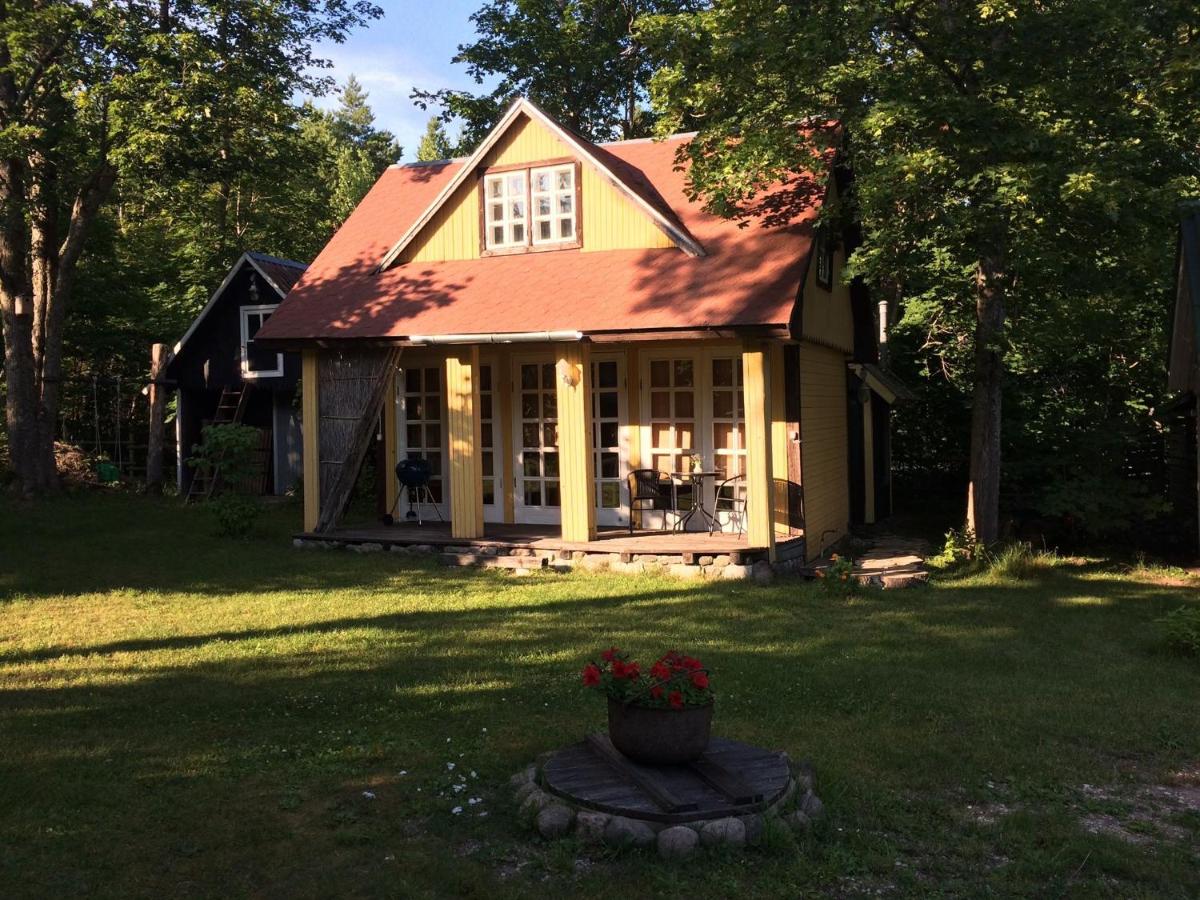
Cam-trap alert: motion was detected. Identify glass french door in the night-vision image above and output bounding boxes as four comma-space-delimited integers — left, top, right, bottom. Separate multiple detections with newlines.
592, 354, 628, 526
514, 357, 561, 524
397, 362, 448, 519
395, 359, 502, 523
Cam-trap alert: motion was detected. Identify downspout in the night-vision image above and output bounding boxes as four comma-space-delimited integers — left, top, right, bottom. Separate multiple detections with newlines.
405, 330, 584, 345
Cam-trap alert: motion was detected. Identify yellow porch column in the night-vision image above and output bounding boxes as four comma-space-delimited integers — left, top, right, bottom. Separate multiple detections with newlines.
556, 341, 596, 542
383, 367, 399, 517
743, 341, 777, 560
862, 391, 876, 525
446, 347, 484, 539
302, 349, 321, 532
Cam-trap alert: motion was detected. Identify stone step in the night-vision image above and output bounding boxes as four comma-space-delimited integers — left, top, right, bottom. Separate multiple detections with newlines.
441, 552, 547, 570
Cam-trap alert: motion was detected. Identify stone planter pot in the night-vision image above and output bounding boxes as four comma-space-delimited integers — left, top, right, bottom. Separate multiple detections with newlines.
607, 697, 713, 764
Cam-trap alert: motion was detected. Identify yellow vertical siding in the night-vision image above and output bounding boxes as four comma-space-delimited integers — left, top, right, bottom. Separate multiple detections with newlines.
401, 114, 672, 264
742, 341, 776, 560
800, 342, 850, 559
446, 347, 484, 538
769, 342, 791, 535
556, 342, 597, 541
799, 181, 854, 353
302, 350, 320, 532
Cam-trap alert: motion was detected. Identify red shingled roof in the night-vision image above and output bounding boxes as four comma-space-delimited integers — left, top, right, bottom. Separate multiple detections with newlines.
258, 119, 825, 344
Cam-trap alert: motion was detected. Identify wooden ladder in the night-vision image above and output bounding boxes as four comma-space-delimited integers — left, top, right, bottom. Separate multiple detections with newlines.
186, 385, 250, 502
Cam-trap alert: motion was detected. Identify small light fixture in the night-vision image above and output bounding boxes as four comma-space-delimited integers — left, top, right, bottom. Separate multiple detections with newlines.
557, 358, 581, 388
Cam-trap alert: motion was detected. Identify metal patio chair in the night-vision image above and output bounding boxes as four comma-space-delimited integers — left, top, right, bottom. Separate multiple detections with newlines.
710, 473, 747, 535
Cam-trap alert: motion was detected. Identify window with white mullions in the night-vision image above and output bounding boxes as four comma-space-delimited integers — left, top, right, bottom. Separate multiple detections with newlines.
479, 364, 498, 508
240, 304, 283, 377
518, 361, 560, 509
591, 358, 622, 514
483, 171, 528, 249
531, 164, 575, 244
711, 357, 746, 478
401, 366, 444, 504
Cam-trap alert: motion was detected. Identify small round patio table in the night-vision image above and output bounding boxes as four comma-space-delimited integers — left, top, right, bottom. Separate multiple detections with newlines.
670, 471, 721, 533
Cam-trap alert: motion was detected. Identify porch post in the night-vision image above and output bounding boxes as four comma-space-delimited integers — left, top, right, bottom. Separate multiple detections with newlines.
382, 367, 399, 518
556, 341, 596, 542
446, 346, 484, 539
302, 349, 320, 532
743, 340, 777, 560
862, 391, 876, 524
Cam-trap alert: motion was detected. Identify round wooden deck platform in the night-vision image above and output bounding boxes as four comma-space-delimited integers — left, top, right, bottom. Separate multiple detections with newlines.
541, 733, 792, 824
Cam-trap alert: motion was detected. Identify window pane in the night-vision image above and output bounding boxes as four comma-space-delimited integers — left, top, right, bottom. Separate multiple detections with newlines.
650, 360, 670, 387
480, 394, 493, 419
600, 422, 618, 447
488, 178, 503, 198
426, 398, 440, 421
521, 364, 538, 389
524, 455, 540, 477
652, 421, 673, 446
426, 452, 441, 471
482, 480, 495, 505
542, 423, 558, 447
407, 424, 421, 447
558, 195, 572, 214
522, 423, 539, 447
479, 365, 492, 391
673, 359, 694, 387
599, 391, 618, 419
480, 423, 493, 446
653, 454, 675, 474
541, 363, 554, 387
675, 391, 694, 418
522, 393, 538, 418
405, 369, 422, 392
545, 481, 560, 506
538, 220, 552, 241
712, 358, 733, 387
511, 223, 524, 243
425, 424, 441, 447
544, 452, 559, 477
600, 452, 619, 478
534, 171, 550, 192
713, 422, 738, 450
407, 396, 423, 419
490, 203, 503, 222
712, 391, 733, 419
524, 484, 541, 506
542, 392, 557, 418
482, 452, 494, 477
556, 169, 572, 191
650, 391, 670, 418
510, 200, 525, 219
507, 173, 524, 194
677, 424, 694, 449
429, 481, 443, 503
559, 218, 574, 239
536, 197, 551, 215
598, 361, 618, 388
425, 368, 439, 389
601, 482, 620, 508
492, 226, 504, 245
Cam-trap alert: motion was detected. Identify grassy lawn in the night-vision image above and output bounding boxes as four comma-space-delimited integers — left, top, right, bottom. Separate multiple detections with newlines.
2, 492, 1198, 898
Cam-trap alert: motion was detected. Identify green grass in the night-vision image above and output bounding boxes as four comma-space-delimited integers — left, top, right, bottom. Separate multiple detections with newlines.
1, 492, 1198, 898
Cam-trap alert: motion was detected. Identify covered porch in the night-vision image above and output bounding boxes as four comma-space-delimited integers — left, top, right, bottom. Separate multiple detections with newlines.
302, 334, 808, 563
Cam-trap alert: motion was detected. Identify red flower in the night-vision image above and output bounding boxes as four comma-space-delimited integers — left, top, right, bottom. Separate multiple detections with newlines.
690, 671, 709, 690
582, 664, 601, 687
601, 647, 620, 662
650, 661, 671, 682
650, 685, 664, 700
668, 690, 684, 709
682, 656, 702, 670
626, 662, 640, 679
611, 659, 628, 679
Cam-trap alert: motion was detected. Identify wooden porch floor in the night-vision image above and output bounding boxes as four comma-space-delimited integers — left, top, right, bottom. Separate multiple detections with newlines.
298, 520, 804, 565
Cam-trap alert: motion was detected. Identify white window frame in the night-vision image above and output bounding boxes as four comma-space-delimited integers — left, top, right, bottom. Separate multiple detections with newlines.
240, 304, 283, 378
483, 170, 528, 251
531, 164, 576, 246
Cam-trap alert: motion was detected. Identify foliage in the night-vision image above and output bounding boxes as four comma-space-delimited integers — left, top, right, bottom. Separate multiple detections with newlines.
934, 526, 985, 567
413, 0, 703, 147
1158, 606, 1200, 657
816, 553, 858, 596
985, 543, 1057, 581
207, 492, 261, 539
416, 116, 452, 162
641, 0, 1200, 542
582, 647, 712, 708
188, 423, 262, 489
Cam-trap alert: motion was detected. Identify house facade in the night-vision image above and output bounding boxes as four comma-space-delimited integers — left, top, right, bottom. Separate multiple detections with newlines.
257, 99, 897, 564
167, 251, 308, 497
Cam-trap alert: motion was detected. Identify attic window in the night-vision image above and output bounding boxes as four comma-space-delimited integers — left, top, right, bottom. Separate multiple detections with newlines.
241, 304, 283, 378
482, 161, 579, 254
814, 229, 834, 290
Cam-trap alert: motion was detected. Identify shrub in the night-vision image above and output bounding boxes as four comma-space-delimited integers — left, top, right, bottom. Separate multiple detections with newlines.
817, 554, 859, 596
208, 492, 260, 538
934, 526, 985, 567
188, 423, 263, 538
1158, 606, 1200, 657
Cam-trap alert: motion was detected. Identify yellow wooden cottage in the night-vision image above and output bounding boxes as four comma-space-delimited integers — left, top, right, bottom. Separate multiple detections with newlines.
257, 99, 901, 574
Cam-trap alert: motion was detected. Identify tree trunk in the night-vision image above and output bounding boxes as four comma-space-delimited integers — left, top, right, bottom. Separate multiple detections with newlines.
146, 343, 168, 493
965, 254, 1006, 545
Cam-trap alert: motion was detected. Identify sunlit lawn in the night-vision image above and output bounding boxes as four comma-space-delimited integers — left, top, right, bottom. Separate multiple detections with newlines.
1, 492, 1198, 898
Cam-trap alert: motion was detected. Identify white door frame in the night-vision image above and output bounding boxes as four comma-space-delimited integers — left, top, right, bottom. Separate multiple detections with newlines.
394, 354, 451, 522
592, 351, 629, 527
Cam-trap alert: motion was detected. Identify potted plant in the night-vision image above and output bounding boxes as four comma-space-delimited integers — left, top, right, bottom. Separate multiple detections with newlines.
581, 648, 714, 764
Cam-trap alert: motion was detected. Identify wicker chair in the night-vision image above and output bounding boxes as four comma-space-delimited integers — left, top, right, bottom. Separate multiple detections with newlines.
709, 473, 747, 535
627, 469, 688, 533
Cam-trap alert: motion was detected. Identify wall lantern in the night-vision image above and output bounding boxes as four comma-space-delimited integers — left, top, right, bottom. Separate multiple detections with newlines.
557, 358, 581, 388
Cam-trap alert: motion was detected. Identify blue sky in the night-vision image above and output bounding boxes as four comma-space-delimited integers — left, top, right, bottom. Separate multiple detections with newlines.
308, 1, 488, 161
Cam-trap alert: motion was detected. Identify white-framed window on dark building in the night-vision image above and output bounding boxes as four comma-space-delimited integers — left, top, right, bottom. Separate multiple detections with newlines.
240, 304, 283, 377
814, 229, 834, 291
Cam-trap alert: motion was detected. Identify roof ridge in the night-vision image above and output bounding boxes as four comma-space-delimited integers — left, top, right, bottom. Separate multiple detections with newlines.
246, 250, 309, 270
596, 131, 698, 147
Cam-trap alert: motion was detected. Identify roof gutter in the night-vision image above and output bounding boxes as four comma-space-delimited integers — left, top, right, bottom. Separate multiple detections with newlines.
405, 330, 584, 346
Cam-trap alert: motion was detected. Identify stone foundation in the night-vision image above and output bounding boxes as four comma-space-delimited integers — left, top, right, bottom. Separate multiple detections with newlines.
508, 754, 823, 859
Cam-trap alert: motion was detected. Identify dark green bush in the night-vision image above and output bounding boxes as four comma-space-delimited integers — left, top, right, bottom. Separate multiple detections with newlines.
1159, 606, 1200, 657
